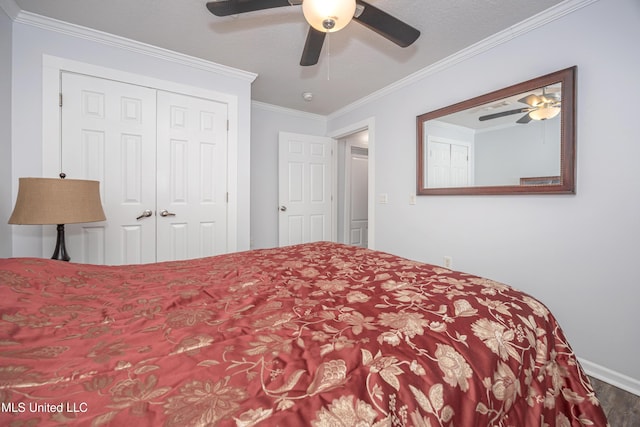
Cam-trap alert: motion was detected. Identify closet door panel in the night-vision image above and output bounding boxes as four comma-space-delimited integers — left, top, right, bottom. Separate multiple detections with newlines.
156, 91, 228, 262
61, 72, 157, 264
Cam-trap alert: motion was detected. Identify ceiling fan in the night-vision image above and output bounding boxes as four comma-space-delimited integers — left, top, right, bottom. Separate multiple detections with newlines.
205, 0, 420, 66
478, 88, 562, 124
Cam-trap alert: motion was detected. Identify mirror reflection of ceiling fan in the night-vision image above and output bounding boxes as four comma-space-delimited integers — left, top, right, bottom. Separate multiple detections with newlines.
478, 87, 562, 124
205, 0, 420, 66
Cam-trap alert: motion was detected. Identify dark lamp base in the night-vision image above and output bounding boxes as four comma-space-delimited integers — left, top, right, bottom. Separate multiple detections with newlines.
52, 224, 70, 262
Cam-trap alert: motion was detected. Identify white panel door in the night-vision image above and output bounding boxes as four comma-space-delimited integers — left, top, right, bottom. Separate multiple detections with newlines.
427, 140, 451, 188
450, 144, 470, 186
156, 91, 228, 262
61, 72, 157, 265
427, 137, 471, 187
278, 132, 333, 246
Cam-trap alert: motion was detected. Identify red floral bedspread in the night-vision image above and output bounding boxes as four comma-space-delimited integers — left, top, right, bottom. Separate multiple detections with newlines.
0, 242, 608, 426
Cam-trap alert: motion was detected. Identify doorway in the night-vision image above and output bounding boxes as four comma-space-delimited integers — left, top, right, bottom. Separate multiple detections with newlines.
337, 130, 369, 248
330, 118, 375, 249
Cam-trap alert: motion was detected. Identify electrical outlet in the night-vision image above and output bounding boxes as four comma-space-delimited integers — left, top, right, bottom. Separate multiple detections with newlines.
443, 256, 453, 269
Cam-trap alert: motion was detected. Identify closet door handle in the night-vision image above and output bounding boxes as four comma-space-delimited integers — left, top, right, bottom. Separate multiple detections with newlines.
136, 209, 153, 220
159, 209, 176, 217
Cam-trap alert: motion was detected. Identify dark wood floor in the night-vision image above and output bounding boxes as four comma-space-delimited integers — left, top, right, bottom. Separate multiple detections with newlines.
589, 377, 640, 427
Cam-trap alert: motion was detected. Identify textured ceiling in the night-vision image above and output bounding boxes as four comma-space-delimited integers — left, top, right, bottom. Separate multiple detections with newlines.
13, 0, 564, 115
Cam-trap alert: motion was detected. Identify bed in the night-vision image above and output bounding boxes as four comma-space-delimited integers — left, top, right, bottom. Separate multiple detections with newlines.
0, 242, 608, 426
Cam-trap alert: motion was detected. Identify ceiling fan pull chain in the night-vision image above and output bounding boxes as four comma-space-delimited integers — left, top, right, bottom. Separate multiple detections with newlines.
326, 32, 331, 81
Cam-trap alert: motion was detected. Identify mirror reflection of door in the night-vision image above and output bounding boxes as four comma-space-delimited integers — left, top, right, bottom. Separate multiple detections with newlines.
338, 131, 368, 248
426, 137, 472, 188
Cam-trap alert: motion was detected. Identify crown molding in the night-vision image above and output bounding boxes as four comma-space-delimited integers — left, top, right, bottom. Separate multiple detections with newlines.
0, 0, 19, 20
11, 9, 257, 83
328, 0, 598, 120
252, 101, 327, 122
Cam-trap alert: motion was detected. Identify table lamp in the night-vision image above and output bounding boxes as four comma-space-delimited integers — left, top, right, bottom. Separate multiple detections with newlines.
8, 174, 106, 261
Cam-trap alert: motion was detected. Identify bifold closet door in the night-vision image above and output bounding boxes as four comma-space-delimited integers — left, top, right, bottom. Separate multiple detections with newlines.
426, 139, 470, 188
61, 73, 229, 264
61, 72, 158, 265
156, 91, 228, 262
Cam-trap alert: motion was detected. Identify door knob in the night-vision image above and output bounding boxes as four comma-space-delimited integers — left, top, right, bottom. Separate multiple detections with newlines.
159, 209, 176, 217
279, 205, 287, 212
136, 209, 153, 220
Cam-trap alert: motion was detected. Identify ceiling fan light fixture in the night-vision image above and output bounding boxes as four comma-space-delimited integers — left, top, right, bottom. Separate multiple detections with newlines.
302, 0, 356, 32
529, 106, 561, 121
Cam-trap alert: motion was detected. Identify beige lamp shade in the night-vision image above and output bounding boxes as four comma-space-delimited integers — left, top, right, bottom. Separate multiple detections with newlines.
8, 177, 106, 225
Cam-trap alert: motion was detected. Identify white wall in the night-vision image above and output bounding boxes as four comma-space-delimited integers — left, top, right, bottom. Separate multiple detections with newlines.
250, 102, 327, 249
9, 15, 255, 255
0, 8, 12, 257
475, 118, 560, 185
327, 0, 640, 392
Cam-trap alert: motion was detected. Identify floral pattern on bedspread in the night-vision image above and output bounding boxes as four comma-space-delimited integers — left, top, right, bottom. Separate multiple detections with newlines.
0, 242, 608, 426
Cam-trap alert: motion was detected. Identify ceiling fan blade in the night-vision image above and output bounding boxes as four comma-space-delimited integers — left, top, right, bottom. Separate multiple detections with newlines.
478, 108, 529, 122
300, 27, 326, 66
516, 113, 533, 124
206, 0, 292, 17
354, 0, 420, 47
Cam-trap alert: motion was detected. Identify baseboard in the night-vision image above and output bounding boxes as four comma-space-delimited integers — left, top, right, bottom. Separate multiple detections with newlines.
580, 357, 640, 397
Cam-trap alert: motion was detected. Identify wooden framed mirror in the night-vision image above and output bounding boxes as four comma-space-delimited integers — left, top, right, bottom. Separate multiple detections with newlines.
417, 66, 576, 195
